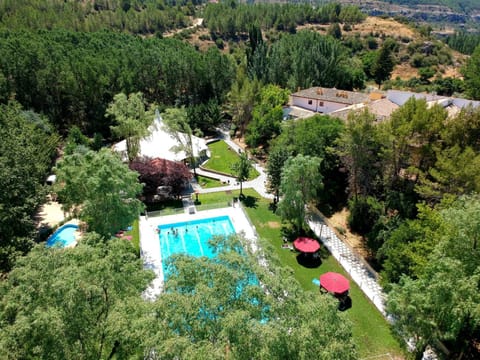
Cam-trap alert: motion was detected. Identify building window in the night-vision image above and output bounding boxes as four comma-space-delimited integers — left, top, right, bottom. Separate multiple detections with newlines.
319, 101, 324, 106
308, 100, 313, 105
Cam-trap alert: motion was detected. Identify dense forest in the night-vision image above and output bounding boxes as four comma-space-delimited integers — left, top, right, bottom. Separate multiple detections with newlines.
0, 0, 202, 33
0, 30, 234, 136
1, 0, 480, 358
445, 31, 480, 54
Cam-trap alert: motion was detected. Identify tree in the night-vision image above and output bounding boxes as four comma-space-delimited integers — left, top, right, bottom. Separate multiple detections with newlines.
272, 115, 346, 210
0, 102, 59, 272
144, 234, 357, 359
266, 146, 291, 204
246, 24, 268, 81
277, 155, 323, 233
225, 67, 260, 137
387, 257, 479, 356
380, 98, 446, 206
327, 22, 342, 39
0, 236, 154, 358
267, 30, 358, 90
362, 51, 378, 79
461, 44, 480, 100
106, 92, 152, 162
377, 203, 441, 284
0, 30, 233, 137
161, 107, 199, 178
64, 125, 91, 155
387, 196, 480, 356
231, 151, 252, 198
129, 157, 191, 198
246, 84, 288, 148
416, 145, 480, 201
440, 105, 480, 151
55, 148, 144, 237
187, 99, 223, 134
336, 110, 383, 199
371, 38, 396, 86
347, 195, 383, 235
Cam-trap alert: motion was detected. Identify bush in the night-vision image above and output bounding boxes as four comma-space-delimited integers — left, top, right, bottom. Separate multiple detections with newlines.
418, 67, 436, 84
410, 53, 425, 68
347, 196, 383, 235
215, 38, 224, 49
366, 36, 378, 50
367, 215, 402, 256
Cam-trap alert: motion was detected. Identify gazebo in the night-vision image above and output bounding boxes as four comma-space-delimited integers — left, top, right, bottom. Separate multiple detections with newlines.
113, 112, 209, 163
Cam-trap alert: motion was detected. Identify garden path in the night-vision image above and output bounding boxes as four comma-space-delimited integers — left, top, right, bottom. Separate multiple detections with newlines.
194, 128, 387, 315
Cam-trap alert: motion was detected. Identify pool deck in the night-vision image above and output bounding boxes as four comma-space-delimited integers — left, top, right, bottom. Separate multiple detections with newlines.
140, 206, 258, 300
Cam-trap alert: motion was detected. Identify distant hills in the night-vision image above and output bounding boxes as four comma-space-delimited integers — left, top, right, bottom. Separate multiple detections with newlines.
255, 0, 480, 27
332, 0, 480, 27
382, 0, 480, 13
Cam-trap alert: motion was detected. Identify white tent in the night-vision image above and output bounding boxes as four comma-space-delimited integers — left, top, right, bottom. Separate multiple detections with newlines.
113, 112, 209, 163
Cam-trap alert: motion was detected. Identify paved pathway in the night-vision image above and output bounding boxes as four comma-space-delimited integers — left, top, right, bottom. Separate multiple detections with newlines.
193, 129, 273, 199
308, 219, 386, 314
193, 129, 386, 315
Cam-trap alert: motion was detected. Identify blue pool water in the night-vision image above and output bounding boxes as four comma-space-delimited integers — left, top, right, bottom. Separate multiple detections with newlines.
158, 216, 267, 320
46, 224, 79, 248
158, 216, 235, 264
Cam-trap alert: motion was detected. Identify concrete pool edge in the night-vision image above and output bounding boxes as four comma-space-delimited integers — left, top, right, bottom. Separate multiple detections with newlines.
140, 207, 259, 301
46, 220, 81, 248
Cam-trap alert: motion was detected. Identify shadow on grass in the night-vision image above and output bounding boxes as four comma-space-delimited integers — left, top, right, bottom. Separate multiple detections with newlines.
145, 199, 183, 212
241, 195, 258, 209
296, 252, 322, 268
268, 202, 277, 212
338, 296, 353, 312
318, 246, 331, 260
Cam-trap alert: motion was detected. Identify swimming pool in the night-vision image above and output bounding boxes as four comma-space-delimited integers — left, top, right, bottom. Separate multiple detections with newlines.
46, 224, 79, 248
158, 216, 235, 264
157, 214, 267, 319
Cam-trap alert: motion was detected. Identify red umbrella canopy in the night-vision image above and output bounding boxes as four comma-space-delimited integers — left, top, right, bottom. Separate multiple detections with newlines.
293, 237, 320, 253
319, 272, 350, 294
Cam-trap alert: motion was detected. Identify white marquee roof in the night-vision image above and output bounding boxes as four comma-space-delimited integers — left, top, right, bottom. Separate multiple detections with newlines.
113, 112, 209, 162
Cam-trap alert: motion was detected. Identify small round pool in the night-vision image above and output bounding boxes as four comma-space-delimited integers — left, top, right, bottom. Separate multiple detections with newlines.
46, 224, 79, 248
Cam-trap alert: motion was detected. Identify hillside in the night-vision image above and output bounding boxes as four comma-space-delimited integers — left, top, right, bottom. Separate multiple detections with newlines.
184, 14, 466, 82
381, 0, 480, 13
336, 0, 480, 27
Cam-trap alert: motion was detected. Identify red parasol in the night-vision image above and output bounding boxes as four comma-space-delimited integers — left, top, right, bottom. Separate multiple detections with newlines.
293, 237, 320, 253
319, 272, 350, 294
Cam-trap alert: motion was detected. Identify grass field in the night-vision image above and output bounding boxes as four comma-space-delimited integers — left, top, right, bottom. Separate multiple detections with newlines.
196, 175, 223, 188
197, 189, 405, 358
203, 140, 259, 180
125, 219, 140, 253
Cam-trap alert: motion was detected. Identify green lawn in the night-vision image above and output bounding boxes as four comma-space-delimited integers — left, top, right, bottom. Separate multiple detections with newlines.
203, 140, 259, 180
198, 189, 405, 358
124, 219, 140, 254
196, 175, 223, 189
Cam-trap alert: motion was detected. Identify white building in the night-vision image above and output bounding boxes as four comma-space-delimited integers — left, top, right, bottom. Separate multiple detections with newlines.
289, 87, 480, 122
290, 87, 370, 114
113, 112, 209, 163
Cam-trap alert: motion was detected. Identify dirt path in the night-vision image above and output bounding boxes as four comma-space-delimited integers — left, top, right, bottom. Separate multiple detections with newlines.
326, 207, 369, 257
35, 200, 65, 228
163, 18, 203, 38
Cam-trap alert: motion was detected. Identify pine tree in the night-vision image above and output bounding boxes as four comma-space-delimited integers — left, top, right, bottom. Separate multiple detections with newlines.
372, 39, 396, 86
